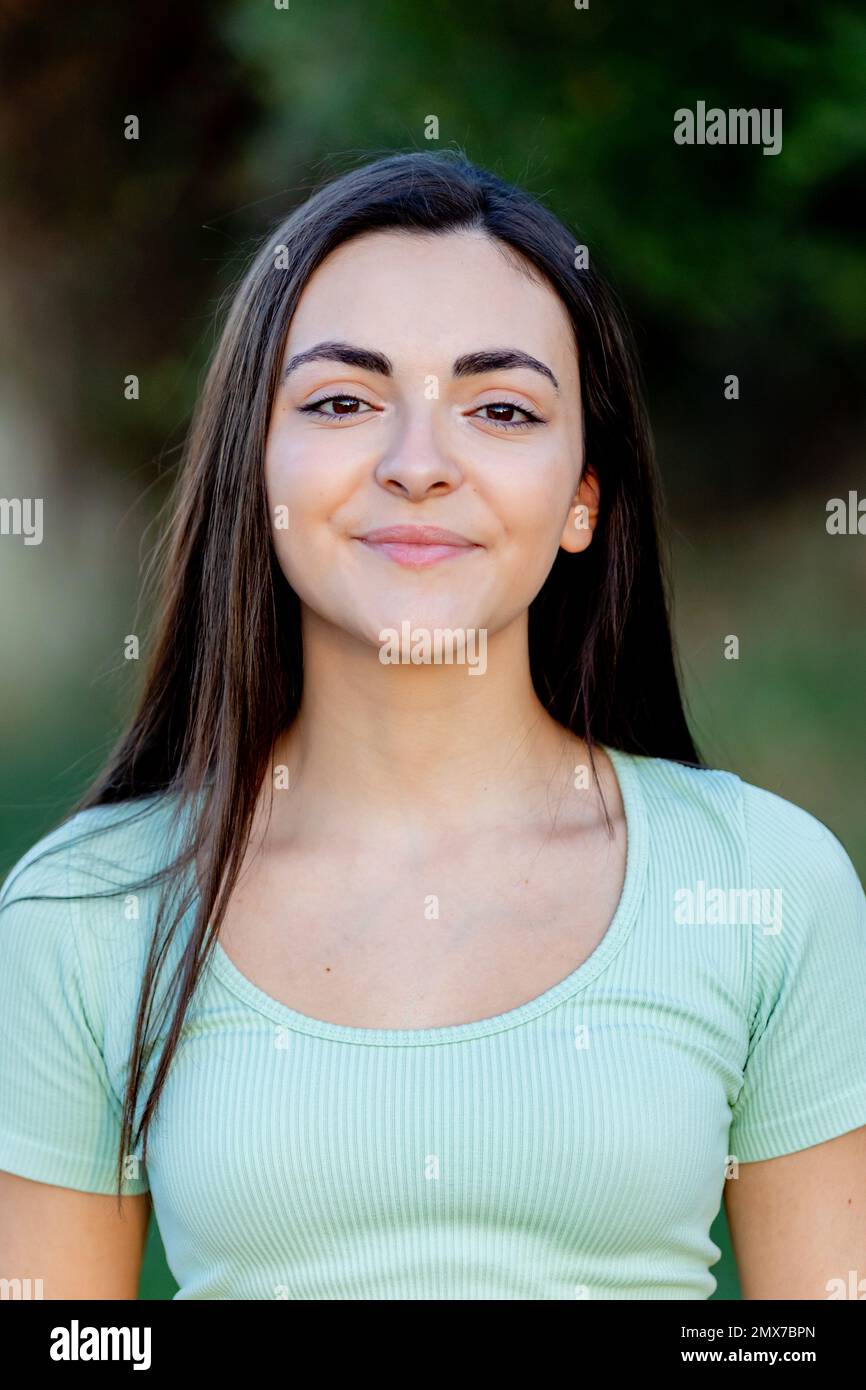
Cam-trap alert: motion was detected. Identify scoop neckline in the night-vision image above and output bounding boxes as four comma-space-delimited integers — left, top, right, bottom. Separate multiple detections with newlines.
205, 743, 649, 1047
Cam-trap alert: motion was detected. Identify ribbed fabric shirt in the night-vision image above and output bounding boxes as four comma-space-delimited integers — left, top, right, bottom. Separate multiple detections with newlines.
1, 746, 866, 1300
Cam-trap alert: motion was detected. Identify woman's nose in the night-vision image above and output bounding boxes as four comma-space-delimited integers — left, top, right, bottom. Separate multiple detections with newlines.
373, 409, 463, 499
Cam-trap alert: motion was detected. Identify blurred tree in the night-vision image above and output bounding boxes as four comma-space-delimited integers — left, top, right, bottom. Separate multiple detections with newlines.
1, 0, 864, 510
0, 0, 262, 496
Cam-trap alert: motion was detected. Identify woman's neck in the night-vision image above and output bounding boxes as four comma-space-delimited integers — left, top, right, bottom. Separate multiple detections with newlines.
257, 609, 608, 848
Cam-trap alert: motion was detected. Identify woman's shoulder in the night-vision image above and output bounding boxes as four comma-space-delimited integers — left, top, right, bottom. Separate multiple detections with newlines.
624, 748, 866, 1161
0, 790, 196, 1091
625, 747, 861, 889
0, 789, 186, 911
0, 792, 187, 1195
0, 790, 193, 985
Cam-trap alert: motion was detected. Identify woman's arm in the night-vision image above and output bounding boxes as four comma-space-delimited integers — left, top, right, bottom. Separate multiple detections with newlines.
0, 1171, 151, 1299
724, 1125, 866, 1299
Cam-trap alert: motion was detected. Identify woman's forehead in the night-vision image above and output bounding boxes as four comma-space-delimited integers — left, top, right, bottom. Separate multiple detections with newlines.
283, 228, 577, 374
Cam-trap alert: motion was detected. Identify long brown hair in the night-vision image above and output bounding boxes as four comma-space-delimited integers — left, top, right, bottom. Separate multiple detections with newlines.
2, 150, 702, 1201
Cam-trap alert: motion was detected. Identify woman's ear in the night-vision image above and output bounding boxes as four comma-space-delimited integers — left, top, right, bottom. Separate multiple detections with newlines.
559, 463, 600, 555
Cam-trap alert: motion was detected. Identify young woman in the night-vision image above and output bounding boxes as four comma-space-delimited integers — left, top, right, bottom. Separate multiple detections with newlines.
1, 151, 865, 1302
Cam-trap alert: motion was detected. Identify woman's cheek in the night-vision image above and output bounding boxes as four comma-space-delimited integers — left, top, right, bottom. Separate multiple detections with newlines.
265, 451, 306, 584
265, 437, 322, 536
496, 465, 572, 552
502, 482, 578, 596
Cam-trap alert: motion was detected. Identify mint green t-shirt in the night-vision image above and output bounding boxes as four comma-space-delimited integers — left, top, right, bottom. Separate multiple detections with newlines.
1, 747, 866, 1300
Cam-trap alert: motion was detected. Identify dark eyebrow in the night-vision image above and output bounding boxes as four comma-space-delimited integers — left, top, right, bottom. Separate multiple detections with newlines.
280, 341, 559, 392
453, 349, 559, 392
281, 341, 394, 382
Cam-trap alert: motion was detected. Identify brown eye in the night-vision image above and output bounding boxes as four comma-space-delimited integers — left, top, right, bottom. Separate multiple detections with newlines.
300, 394, 377, 419
471, 401, 543, 429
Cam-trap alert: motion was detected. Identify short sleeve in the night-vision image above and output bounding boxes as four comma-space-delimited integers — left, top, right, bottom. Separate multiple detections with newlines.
0, 830, 149, 1195
728, 781, 866, 1163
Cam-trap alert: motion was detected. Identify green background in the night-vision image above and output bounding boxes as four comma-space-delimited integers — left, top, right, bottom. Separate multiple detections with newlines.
1, 0, 863, 1300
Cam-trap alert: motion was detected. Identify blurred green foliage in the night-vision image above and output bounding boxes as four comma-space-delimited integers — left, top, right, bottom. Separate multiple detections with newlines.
2, 0, 864, 509
1, 0, 863, 1304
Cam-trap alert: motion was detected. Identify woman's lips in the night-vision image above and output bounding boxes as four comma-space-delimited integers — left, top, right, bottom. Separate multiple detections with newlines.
355, 526, 482, 569
359, 539, 481, 568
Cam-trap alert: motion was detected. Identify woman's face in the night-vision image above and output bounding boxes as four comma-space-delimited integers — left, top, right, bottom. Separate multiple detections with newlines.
264, 227, 598, 650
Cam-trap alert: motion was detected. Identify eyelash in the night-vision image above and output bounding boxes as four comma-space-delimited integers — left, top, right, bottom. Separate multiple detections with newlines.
299, 395, 545, 430
472, 401, 544, 430
299, 394, 378, 421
